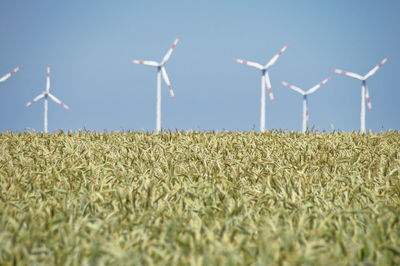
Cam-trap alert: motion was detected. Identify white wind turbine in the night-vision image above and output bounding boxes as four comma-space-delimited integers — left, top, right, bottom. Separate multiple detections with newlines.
130, 36, 180, 133
233, 43, 289, 132
332, 56, 389, 133
280, 77, 331, 133
24, 65, 71, 133
0, 65, 23, 82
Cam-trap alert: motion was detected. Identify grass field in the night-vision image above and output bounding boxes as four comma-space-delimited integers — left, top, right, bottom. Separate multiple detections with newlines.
0, 130, 399, 265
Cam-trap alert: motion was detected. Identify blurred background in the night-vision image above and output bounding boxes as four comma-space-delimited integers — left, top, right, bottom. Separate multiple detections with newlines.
1, 0, 399, 133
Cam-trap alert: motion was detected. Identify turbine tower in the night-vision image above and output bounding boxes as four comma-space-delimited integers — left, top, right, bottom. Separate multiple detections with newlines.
130, 36, 180, 133
0, 66, 23, 82
332, 56, 389, 133
24, 65, 71, 133
233, 43, 289, 132
280, 77, 331, 132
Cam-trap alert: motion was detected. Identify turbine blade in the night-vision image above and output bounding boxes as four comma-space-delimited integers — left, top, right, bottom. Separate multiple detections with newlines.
280, 81, 305, 95
365, 86, 372, 112
265, 43, 289, 69
0, 65, 23, 82
306, 104, 309, 127
161, 35, 181, 65
306, 77, 331, 95
264, 72, 274, 103
161, 67, 176, 101
130, 60, 159, 67
332, 68, 363, 80
363, 56, 390, 80
46, 65, 50, 92
48, 93, 71, 110
24, 92, 45, 108
232, 58, 263, 69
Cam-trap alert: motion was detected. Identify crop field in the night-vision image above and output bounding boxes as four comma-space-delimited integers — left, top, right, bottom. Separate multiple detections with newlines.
0, 131, 399, 265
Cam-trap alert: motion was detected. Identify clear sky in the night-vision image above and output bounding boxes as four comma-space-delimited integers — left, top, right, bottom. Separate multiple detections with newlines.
1, 0, 399, 133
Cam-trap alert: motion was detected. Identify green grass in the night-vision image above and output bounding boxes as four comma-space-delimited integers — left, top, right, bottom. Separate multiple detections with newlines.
0, 130, 399, 265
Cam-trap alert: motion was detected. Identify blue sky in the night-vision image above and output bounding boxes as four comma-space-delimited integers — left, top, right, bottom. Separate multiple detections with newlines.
1, 0, 399, 133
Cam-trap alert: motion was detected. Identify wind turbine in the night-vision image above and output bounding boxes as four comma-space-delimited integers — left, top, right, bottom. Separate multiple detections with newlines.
280, 77, 331, 133
130, 35, 180, 133
0, 65, 23, 82
24, 65, 71, 133
233, 43, 289, 132
332, 56, 389, 133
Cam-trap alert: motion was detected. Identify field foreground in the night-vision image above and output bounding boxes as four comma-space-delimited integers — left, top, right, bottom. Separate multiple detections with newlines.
0, 131, 399, 265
